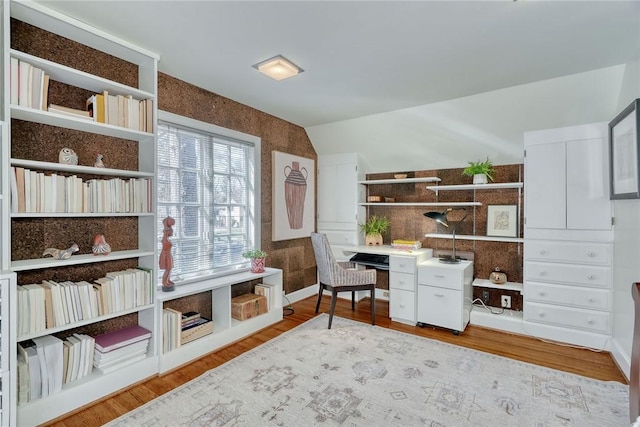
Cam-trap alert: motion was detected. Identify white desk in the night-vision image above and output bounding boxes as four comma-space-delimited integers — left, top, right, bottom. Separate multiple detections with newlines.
342, 246, 433, 325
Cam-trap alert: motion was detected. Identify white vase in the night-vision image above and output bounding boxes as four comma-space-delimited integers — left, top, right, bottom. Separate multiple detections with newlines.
473, 174, 488, 184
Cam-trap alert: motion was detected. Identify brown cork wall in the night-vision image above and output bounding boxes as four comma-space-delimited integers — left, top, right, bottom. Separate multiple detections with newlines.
158, 73, 318, 295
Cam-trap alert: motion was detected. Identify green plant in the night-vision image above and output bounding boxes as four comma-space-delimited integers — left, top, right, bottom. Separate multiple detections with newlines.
359, 215, 390, 235
242, 248, 268, 259
462, 158, 495, 181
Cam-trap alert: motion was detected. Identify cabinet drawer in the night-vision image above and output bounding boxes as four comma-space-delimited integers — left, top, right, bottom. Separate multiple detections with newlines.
524, 301, 610, 334
417, 285, 466, 332
390, 289, 415, 322
525, 261, 610, 288
322, 230, 359, 246
417, 266, 464, 290
390, 271, 415, 291
390, 256, 415, 274
525, 241, 611, 266
526, 282, 610, 311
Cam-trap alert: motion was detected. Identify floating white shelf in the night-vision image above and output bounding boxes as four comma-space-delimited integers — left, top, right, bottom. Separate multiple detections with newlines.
359, 177, 441, 185
426, 182, 523, 193
11, 158, 154, 177
10, 249, 155, 271
361, 202, 482, 207
472, 278, 523, 293
424, 233, 523, 243
12, 212, 154, 218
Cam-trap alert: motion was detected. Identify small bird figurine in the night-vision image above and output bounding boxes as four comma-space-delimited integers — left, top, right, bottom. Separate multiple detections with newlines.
94, 154, 105, 168
58, 147, 78, 165
92, 234, 111, 256
43, 243, 79, 260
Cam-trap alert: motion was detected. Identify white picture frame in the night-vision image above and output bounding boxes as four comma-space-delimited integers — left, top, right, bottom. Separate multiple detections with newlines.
272, 151, 315, 241
486, 204, 518, 238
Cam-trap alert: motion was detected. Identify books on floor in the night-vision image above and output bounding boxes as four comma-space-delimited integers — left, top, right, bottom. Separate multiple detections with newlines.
93, 325, 151, 374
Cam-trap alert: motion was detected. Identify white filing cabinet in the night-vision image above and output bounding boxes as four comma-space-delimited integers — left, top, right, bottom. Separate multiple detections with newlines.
389, 255, 420, 325
417, 259, 473, 334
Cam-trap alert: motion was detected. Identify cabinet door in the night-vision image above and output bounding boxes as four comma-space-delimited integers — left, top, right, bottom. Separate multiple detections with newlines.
317, 157, 358, 225
566, 137, 612, 230
525, 142, 566, 229
389, 289, 415, 322
417, 285, 463, 332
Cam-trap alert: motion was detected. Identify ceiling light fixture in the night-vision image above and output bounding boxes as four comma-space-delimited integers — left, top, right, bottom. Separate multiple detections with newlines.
253, 55, 303, 81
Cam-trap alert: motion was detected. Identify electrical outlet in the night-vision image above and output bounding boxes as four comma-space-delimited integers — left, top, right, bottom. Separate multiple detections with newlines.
501, 295, 511, 309
383, 291, 389, 297
482, 290, 490, 305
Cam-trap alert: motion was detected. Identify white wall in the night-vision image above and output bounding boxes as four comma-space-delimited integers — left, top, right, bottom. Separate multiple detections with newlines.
611, 59, 640, 379
306, 64, 628, 173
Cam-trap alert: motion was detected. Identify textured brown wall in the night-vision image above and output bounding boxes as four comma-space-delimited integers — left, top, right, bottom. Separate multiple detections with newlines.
365, 164, 524, 310
158, 73, 318, 294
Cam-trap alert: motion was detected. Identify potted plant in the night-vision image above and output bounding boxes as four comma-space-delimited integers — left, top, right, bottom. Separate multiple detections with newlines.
242, 249, 268, 273
359, 215, 390, 245
462, 158, 495, 184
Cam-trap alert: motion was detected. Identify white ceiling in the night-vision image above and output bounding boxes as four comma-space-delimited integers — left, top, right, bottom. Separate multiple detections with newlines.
35, 1, 640, 128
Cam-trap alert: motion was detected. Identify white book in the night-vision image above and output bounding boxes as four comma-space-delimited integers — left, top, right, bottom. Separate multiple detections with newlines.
95, 353, 147, 375
18, 61, 32, 107
10, 166, 19, 213
56, 175, 66, 212
62, 340, 73, 384
65, 335, 82, 383
31, 67, 43, 111
28, 170, 38, 213
77, 281, 94, 319
23, 284, 46, 333
23, 345, 42, 401
10, 57, 19, 105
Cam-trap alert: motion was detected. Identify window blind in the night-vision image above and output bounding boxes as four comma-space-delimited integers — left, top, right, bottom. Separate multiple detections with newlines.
157, 120, 256, 282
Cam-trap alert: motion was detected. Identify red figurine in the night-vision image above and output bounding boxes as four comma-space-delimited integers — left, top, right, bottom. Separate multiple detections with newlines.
160, 216, 176, 292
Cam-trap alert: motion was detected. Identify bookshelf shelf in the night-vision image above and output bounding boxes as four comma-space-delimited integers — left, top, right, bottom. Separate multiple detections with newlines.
424, 233, 524, 243
426, 182, 523, 193
358, 177, 441, 185
360, 202, 482, 207
2, 2, 160, 425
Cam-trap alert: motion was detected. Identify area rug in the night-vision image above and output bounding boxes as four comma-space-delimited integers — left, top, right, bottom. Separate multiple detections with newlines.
107, 315, 628, 426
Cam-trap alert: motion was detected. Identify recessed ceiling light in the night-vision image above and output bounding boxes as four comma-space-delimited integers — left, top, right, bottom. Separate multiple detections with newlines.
253, 55, 303, 81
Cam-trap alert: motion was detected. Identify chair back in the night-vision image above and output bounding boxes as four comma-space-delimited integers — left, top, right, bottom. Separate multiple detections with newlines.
311, 233, 339, 285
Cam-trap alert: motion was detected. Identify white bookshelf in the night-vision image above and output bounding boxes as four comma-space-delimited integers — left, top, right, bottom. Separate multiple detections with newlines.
472, 278, 523, 293
425, 233, 524, 243
359, 177, 441, 185
426, 182, 523, 193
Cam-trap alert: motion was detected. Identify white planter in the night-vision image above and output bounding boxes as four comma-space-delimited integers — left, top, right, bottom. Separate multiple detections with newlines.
473, 174, 488, 184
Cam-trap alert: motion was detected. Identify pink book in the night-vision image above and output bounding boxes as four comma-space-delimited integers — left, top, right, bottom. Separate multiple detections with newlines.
94, 325, 151, 353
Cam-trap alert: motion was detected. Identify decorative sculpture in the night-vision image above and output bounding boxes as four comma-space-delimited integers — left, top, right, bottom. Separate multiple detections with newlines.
92, 234, 111, 256
58, 147, 78, 165
43, 243, 79, 260
94, 154, 105, 168
160, 216, 175, 292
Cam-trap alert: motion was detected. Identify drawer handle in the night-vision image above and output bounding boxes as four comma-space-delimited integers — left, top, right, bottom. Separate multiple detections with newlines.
587, 251, 595, 257
399, 304, 405, 308
588, 298, 595, 303
539, 271, 547, 276
588, 320, 594, 325
434, 274, 445, 278
538, 313, 545, 318
434, 293, 444, 297
587, 274, 595, 280
539, 250, 546, 255
399, 264, 406, 268
538, 292, 546, 297
398, 281, 405, 285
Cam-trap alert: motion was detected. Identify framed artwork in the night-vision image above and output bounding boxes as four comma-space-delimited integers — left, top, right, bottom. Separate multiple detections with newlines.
609, 98, 640, 200
486, 205, 518, 238
272, 151, 315, 241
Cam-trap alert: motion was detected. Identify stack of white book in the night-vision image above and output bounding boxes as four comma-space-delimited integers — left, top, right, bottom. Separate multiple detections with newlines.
93, 325, 151, 374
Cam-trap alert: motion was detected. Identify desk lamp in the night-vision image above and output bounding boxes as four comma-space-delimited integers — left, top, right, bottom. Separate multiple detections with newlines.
424, 208, 468, 263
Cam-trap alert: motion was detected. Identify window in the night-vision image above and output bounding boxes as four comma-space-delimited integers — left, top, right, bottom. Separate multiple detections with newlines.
157, 111, 261, 283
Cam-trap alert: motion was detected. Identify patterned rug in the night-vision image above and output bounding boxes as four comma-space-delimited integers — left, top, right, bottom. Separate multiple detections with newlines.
107, 315, 628, 426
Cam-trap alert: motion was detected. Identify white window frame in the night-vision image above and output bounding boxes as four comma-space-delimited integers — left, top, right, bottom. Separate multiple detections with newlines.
157, 110, 261, 284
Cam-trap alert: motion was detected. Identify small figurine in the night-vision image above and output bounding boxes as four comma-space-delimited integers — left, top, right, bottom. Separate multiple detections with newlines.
94, 154, 105, 168
43, 243, 79, 260
58, 147, 78, 165
92, 234, 111, 256
159, 216, 175, 292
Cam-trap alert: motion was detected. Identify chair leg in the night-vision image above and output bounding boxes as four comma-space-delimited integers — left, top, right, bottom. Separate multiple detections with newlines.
328, 289, 338, 329
351, 290, 355, 311
315, 284, 324, 314
370, 285, 376, 325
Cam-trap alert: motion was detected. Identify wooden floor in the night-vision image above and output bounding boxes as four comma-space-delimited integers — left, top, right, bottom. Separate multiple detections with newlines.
46, 296, 628, 426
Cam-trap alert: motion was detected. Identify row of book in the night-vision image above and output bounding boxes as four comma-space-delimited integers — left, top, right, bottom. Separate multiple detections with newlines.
17, 333, 94, 404
10, 166, 152, 214
86, 91, 154, 132
10, 58, 50, 111
17, 268, 153, 336
254, 283, 275, 310
162, 309, 213, 353
16, 325, 151, 404
9, 58, 153, 133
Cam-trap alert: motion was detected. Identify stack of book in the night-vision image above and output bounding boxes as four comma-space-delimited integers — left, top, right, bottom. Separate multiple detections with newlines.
48, 104, 92, 120
180, 311, 213, 345
391, 239, 422, 250
86, 91, 154, 132
162, 307, 181, 353
254, 284, 275, 311
10, 58, 50, 110
93, 325, 151, 374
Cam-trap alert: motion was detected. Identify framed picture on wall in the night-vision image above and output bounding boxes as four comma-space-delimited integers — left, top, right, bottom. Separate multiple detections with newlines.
486, 205, 518, 238
609, 98, 640, 200
272, 151, 315, 241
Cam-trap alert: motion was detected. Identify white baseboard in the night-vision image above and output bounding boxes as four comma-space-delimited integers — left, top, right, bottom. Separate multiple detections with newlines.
610, 337, 630, 381
285, 285, 319, 304
470, 306, 526, 335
